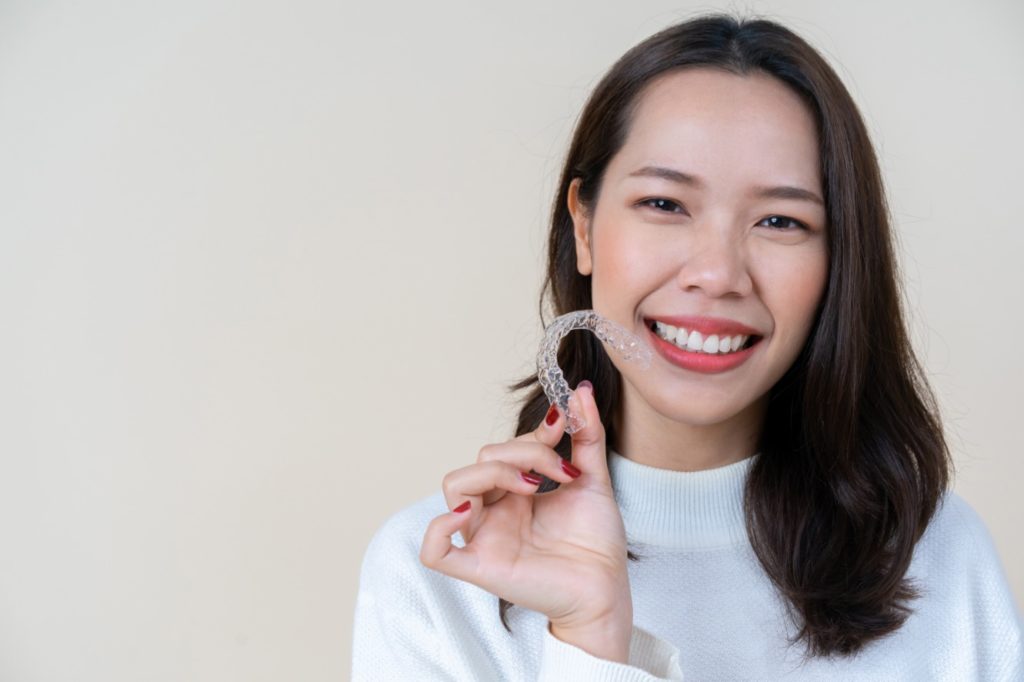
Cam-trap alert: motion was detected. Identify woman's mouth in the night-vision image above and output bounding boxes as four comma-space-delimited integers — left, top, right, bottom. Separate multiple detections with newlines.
645, 319, 764, 374
649, 320, 761, 355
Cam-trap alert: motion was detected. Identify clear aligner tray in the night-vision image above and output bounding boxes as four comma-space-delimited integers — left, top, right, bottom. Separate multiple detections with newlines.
536, 310, 652, 435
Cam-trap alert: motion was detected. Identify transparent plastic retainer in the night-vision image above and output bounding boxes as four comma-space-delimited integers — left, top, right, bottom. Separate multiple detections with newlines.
537, 310, 652, 435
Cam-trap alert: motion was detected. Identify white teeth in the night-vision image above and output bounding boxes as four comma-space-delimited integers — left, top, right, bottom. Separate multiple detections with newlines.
652, 321, 753, 355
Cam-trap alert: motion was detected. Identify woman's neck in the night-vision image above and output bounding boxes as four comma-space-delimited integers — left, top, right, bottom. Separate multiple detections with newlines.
612, 383, 765, 472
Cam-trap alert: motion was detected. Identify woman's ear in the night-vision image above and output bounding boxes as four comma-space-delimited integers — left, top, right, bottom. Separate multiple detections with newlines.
567, 178, 593, 276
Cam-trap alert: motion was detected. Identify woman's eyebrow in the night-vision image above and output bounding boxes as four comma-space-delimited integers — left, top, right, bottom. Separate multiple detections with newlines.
755, 184, 824, 206
627, 165, 824, 206
628, 165, 705, 187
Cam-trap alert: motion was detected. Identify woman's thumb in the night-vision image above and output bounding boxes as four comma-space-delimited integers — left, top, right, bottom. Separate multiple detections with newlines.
568, 380, 610, 484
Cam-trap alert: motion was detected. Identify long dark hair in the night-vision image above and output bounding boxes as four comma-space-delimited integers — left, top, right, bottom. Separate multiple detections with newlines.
500, 12, 953, 659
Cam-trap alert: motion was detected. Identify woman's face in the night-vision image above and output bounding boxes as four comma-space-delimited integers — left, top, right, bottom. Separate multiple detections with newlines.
569, 67, 828, 433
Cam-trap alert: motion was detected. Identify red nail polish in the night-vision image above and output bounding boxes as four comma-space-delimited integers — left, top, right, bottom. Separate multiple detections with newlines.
561, 460, 581, 478
545, 404, 559, 426
453, 500, 471, 513
521, 471, 543, 486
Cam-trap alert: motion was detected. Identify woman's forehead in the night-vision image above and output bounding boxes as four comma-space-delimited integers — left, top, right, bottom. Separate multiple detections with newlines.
612, 68, 823, 191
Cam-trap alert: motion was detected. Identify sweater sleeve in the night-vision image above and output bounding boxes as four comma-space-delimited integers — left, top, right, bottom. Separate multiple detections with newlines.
538, 622, 684, 681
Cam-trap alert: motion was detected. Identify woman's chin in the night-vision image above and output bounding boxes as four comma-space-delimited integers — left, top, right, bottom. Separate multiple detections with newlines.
644, 398, 752, 429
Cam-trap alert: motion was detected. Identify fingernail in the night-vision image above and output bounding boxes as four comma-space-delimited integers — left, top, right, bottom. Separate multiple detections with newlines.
544, 404, 559, 426
577, 380, 593, 394
453, 500, 471, 513
521, 471, 543, 486
561, 460, 581, 478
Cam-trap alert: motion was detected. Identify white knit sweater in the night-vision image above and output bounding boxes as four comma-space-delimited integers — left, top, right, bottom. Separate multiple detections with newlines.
352, 451, 1024, 680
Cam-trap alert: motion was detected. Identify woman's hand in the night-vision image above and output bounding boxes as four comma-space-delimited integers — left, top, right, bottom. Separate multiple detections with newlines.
419, 382, 633, 662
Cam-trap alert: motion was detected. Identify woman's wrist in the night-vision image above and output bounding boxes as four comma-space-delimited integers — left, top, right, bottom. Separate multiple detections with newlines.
548, 610, 633, 664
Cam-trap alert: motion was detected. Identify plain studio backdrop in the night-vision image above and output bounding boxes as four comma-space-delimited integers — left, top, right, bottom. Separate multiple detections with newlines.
0, 0, 1021, 679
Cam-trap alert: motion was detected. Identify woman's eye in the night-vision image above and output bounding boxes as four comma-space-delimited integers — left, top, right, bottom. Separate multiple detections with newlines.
639, 197, 684, 213
758, 215, 807, 230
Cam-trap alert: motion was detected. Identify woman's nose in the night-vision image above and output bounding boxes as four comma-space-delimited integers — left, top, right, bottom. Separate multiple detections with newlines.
675, 229, 753, 298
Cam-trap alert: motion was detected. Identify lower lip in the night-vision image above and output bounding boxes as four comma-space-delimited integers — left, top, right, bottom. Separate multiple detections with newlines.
647, 325, 761, 374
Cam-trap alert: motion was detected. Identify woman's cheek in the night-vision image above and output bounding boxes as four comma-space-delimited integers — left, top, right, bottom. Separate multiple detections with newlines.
595, 221, 655, 282
765, 246, 828, 334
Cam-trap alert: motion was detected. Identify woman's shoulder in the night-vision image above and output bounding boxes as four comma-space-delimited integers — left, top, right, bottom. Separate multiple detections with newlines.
910, 489, 1024, 679
914, 488, 1017, 596
353, 491, 467, 638
359, 492, 448, 577
921, 488, 1002, 558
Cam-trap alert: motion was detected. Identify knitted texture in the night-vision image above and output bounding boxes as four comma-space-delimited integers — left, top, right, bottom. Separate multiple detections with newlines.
352, 452, 1024, 680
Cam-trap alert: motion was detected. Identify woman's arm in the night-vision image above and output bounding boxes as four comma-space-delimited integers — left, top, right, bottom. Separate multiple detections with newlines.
352, 493, 684, 681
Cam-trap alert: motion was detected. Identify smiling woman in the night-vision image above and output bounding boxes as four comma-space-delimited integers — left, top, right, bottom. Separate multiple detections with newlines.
352, 12, 1023, 681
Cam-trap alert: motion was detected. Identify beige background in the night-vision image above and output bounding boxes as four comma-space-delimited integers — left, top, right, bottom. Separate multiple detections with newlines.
0, 0, 1021, 679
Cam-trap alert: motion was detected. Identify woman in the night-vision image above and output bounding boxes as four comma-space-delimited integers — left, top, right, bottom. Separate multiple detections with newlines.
352, 13, 1023, 680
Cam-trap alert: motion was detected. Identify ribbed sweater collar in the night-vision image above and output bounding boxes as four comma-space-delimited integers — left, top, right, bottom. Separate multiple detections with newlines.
608, 449, 758, 550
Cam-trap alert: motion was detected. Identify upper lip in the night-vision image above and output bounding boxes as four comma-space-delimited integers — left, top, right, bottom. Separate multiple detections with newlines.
645, 315, 763, 337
